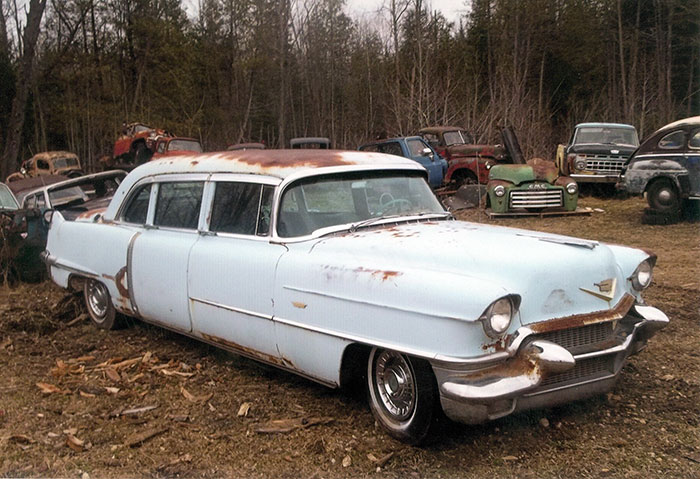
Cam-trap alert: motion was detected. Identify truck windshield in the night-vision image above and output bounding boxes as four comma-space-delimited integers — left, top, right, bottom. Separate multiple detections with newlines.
0, 184, 19, 210
168, 140, 203, 152
574, 127, 639, 146
443, 130, 473, 146
277, 171, 445, 237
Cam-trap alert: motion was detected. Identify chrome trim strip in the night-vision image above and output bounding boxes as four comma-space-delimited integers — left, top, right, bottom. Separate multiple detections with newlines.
523, 371, 617, 397
43, 254, 99, 280
633, 153, 688, 158
190, 296, 273, 321
126, 232, 141, 315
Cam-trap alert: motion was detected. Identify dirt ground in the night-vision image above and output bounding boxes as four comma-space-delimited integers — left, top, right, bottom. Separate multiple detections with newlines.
1, 195, 698, 478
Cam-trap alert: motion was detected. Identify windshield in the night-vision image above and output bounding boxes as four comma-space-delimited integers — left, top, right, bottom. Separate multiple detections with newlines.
277, 171, 445, 238
52, 156, 79, 168
443, 130, 473, 146
168, 139, 202, 152
0, 184, 19, 210
574, 127, 639, 146
48, 186, 89, 208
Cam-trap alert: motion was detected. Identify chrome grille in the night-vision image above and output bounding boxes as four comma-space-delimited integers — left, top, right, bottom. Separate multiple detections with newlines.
539, 355, 613, 387
535, 321, 614, 351
509, 190, 563, 209
584, 155, 626, 173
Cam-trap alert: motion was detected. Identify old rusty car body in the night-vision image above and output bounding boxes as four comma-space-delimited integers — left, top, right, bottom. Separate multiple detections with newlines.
6, 151, 83, 183
618, 116, 700, 215
487, 130, 578, 213
151, 137, 203, 159
418, 126, 509, 186
556, 123, 639, 183
290, 137, 331, 149
8, 171, 125, 280
358, 136, 447, 187
112, 122, 171, 166
42, 150, 667, 443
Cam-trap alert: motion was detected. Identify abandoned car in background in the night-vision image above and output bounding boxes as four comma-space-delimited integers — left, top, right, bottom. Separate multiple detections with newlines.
227, 142, 266, 151
290, 137, 331, 149
358, 136, 447, 187
8, 171, 125, 280
111, 122, 170, 167
619, 116, 700, 215
418, 126, 509, 186
43, 151, 667, 444
487, 129, 578, 213
151, 137, 203, 159
6, 151, 83, 183
556, 123, 639, 183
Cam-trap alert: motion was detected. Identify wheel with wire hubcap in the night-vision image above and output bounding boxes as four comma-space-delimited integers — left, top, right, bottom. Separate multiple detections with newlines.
84, 279, 118, 330
367, 347, 438, 444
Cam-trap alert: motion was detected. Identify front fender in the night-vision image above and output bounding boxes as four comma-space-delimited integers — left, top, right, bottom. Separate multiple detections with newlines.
624, 158, 687, 195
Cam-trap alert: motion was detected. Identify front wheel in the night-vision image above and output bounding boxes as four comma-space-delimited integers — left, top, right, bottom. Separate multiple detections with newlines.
84, 279, 118, 330
647, 179, 680, 214
367, 348, 438, 444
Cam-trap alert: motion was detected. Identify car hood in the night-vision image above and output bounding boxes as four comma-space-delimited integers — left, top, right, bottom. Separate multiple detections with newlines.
489, 161, 558, 185
294, 220, 647, 326
447, 144, 505, 158
568, 144, 637, 156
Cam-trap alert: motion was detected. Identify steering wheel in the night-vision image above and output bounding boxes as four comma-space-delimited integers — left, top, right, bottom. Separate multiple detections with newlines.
379, 198, 412, 215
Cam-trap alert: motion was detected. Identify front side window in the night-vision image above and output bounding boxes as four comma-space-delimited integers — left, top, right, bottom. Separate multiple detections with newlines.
277, 172, 444, 238
36, 159, 50, 170
122, 184, 152, 224
154, 182, 204, 229
407, 139, 430, 157
658, 130, 685, 149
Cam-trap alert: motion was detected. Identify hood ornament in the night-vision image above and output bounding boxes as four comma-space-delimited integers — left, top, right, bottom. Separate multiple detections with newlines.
580, 278, 616, 301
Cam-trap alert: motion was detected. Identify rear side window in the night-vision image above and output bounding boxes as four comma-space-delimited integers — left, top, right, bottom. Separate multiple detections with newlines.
122, 184, 152, 224
689, 129, 700, 149
154, 182, 204, 229
210, 182, 274, 236
658, 130, 685, 149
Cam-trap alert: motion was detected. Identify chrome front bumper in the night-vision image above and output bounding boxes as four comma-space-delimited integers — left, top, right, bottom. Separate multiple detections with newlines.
570, 173, 620, 183
432, 304, 668, 425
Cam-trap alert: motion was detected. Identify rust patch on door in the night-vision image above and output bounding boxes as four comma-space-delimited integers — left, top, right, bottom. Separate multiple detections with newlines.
354, 266, 403, 281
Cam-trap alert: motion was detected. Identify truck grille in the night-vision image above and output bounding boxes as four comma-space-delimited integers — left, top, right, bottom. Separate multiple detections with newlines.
535, 321, 614, 351
584, 155, 626, 173
509, 190, 563, 209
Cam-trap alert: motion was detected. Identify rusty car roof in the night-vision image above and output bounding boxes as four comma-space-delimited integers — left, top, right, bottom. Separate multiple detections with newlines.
652, 116, 700, 133
419, 126, 467, 134
130, 149, 423, 180
30, 151, 78, 161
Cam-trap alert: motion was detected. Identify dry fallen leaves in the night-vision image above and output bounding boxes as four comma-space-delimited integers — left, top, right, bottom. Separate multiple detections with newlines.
123, 426, 169, 447
36, 382, 67, 395
237, 402, 252, 417
253, 417, 334, 434
65, 434, 85, 452
105, 367, 121, 383
180, 386, 213, 403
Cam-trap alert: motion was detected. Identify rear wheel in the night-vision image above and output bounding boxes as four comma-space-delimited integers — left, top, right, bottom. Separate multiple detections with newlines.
451, 169, 477, 188
84, 279, 118, 330
367, 348, 438, 444
647, 179, 680, 214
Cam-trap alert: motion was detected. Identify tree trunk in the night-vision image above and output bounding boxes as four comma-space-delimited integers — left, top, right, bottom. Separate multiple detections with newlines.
1, 0, 47, 180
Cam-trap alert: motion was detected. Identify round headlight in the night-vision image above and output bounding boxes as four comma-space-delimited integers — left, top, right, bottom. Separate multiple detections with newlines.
574, 157, 587, 171
630, 259, 653, 291
566, 182, 578, 194
481, 297, 514, 338
494, 185, 506, 197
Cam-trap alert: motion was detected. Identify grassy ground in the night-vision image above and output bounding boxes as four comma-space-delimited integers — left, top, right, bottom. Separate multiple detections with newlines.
0, 195, 698, 478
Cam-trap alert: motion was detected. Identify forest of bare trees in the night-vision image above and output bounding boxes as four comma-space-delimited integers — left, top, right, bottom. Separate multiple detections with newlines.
0, 0, 698, 177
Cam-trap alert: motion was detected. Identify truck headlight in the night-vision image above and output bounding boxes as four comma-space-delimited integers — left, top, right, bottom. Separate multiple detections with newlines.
480, 295, 521, 338
494, 185, 506, 197
574, 156, 587, 171
566, 182, 577, 194
630, 259, 654, 291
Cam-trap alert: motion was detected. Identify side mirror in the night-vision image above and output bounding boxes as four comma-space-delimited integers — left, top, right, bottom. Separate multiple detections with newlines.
42, 209, 54, 229
422, 147, 435, 160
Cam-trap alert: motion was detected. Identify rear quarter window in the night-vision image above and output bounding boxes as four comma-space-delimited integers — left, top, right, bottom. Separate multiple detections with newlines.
121, 184, 152, 224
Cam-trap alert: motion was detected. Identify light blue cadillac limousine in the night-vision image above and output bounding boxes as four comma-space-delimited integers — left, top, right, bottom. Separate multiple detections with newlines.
42, 150, 668, 443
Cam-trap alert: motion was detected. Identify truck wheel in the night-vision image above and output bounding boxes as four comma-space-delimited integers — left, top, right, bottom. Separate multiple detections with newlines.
367, 348, 438, 444
452, 170, 477, 187
647, 179, 680, 214
84, 279, 118, 330
133, 143, 152, 165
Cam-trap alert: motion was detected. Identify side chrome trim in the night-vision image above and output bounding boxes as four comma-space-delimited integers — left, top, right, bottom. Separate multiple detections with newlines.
190, 296, 273, 321
126, 232, 141, 315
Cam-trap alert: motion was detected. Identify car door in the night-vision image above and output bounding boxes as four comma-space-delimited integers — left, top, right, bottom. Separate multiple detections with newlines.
406, 138, 442, 187
129, 176, 206, 332
188, 176, 284, 360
